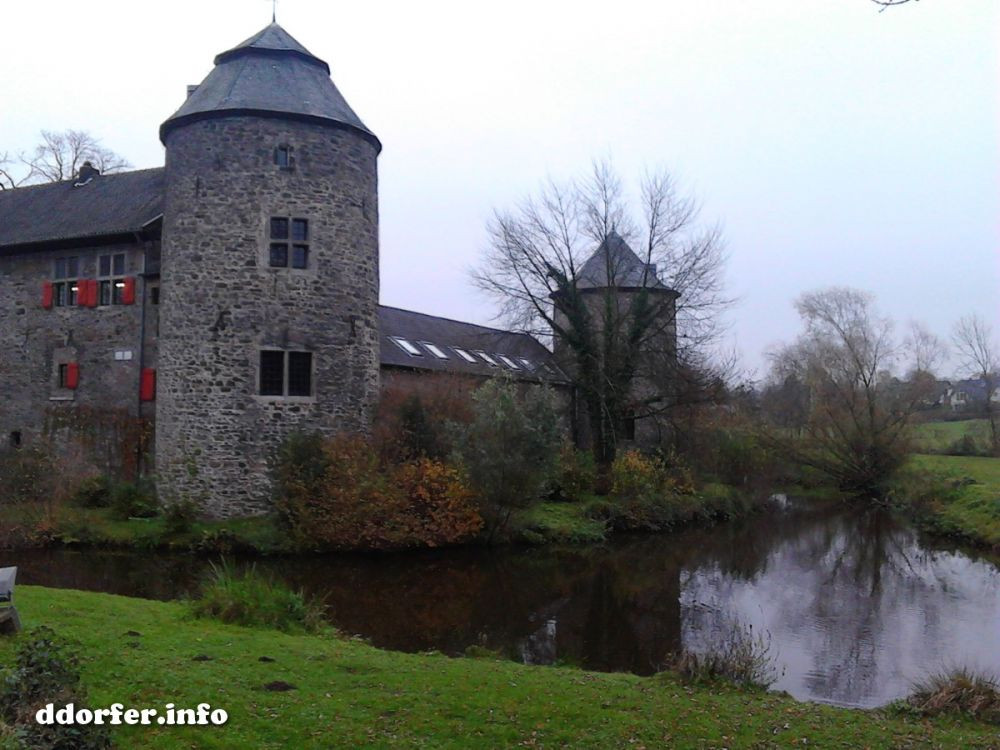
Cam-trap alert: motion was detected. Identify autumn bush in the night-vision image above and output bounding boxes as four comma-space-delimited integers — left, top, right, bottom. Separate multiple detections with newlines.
592, 450, 699, 531
548, 444, 597, 501
273, 433, 482, 551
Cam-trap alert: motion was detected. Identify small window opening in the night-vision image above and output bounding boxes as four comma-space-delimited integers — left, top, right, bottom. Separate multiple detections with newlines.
274, 145, 293, 168
97, 253, 126, 306
497, 355, 520, 369
269, 217, 308, 268
476, 351, 499, 367
420, 342, 449, 359
53, 256, 79, 307
58, 363, 69, 389
260, 351, 285, 396
260, 350, 313, 397
390, 337, 423, 356
9, 431, 21, 448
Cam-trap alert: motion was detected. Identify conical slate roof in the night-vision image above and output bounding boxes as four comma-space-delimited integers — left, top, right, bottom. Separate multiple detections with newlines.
577, 231, 672, 291
159, 23, 379, 150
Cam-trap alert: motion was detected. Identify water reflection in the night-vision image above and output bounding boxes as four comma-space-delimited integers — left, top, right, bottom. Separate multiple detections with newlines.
8, 499, 1000, 707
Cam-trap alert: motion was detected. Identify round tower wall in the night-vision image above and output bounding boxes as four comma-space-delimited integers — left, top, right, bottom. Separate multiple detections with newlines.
156, 116, 379, 517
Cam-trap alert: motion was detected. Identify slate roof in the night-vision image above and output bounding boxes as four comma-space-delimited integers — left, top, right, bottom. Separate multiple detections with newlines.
160, 23, 379, 150
378, 305, 566, 382
577, 231, 673, 291
0, 168, 164, 250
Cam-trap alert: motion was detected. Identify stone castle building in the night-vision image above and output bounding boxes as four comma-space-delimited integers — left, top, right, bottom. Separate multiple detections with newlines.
0, 23, 674, 517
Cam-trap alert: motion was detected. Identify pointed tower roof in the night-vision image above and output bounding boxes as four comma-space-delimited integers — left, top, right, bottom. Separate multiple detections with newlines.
160, 23, 379, 151
577, 231, 673, 291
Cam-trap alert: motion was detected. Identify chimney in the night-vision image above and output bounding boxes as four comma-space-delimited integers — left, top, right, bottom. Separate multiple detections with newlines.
74, 161, 100, 186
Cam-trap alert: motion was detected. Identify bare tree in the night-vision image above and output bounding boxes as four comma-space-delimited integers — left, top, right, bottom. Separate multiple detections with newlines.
953, 314, 999, 453
871, 0, 917, 9
26, 130, 130, 183
1, 130, 130, 188
0, 151, 28, 190
903, 321, 946, 380
474, 161, 729, 478
763, 288, 932, 497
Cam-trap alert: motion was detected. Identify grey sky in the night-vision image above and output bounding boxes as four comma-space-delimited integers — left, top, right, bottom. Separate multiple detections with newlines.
4, 0, 996, 378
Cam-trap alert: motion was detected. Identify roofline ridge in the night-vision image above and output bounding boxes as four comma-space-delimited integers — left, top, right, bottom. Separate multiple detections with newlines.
378, 304, 541, 340
0, 166, 164, 196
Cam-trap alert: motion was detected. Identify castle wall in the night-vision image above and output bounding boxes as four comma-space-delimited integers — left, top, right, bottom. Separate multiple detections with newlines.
0, 241, 158, 473
156, 116, 380, 517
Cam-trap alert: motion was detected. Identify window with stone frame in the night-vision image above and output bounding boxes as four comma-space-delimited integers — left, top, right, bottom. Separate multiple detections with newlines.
268, 217, 309, 269
274, 145, 294, 168
98, 252, 126, 306
52, 256, 79, 307
259, 350, 313, 397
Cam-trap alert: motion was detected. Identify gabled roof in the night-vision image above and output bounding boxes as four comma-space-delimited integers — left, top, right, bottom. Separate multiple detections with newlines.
378, 305, 566, 382
160, 23, 379, 150
0, 168, 164, 251
577, 231, 672, 291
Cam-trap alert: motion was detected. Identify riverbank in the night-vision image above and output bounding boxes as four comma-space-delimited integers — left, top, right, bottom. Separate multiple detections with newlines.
1, 585, 997, 748
904, 453, 1000, 550
0, 481, 774, 554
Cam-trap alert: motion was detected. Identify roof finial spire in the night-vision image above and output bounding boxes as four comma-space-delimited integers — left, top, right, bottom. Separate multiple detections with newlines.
271, 0, 277, 23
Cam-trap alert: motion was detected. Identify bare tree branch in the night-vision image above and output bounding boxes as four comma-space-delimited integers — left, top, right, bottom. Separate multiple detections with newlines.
473, 159, 731, 476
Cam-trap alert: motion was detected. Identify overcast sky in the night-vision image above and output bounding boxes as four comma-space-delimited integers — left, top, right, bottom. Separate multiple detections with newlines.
4, 0, 997, 378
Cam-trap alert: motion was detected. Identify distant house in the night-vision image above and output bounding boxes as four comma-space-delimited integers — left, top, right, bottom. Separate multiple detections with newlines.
945, 378, 1000, 411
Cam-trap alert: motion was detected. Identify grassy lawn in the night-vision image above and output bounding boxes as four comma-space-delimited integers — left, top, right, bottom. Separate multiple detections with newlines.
909, 453, 1000, 548
0, 504, 293, 554
1, 586, 998, 749
912, 419, 991, 454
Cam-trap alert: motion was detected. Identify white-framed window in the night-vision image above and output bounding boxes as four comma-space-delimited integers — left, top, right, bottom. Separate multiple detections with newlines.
420, 342, 449, 359
389, 337, 423, 356
475, 351, 499, 367
497, 355, 520, 369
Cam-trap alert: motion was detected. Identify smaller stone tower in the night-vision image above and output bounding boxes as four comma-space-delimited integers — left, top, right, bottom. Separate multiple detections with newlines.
552, 232, 679, 447
156, 24, 381, 516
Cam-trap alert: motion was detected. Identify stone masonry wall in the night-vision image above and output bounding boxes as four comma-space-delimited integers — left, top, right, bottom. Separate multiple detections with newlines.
156, 116, 380, 517
0, 240, 158, 473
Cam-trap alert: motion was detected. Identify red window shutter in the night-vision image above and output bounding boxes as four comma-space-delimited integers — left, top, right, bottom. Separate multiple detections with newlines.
76, 281, 87, 307
122, 276, 136, 305
66, 362, 79, 390
140, 368, 156, 401
87, 279, 99, 308
42, 281, 53, 309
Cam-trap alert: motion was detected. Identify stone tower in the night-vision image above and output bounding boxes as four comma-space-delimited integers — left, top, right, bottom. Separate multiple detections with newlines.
156, 24, 381, 516
552, 231, 679, 448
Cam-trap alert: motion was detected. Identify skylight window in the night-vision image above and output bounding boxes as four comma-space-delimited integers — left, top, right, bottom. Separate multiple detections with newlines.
390, 337, 423, 356
476, 351, 499, 367
420, 342, 449, 360
452, 347, 477, 363
519, 358, 535, 370
497, 355, 520, 369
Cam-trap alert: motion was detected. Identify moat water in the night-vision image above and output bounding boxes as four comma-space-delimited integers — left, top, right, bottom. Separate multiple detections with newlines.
8, 497, 1000, 708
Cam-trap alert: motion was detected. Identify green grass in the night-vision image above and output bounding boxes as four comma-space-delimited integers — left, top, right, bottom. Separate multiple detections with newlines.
913, 419, 992, 454
512, 500, 609, 544
0, 504, 294, 554
1, 586, 998, 748
907, 454, 1000, 548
